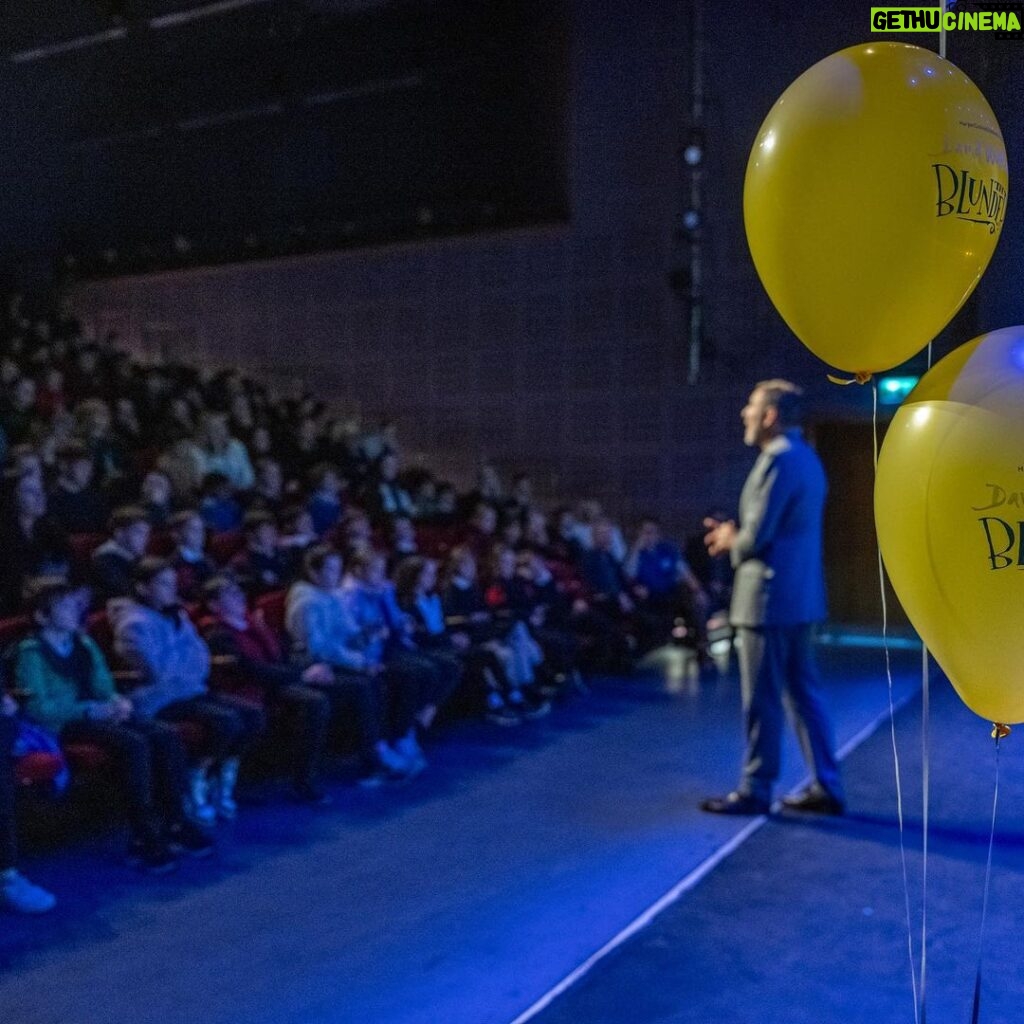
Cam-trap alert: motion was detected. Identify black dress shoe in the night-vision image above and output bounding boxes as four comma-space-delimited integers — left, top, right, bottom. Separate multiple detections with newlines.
781, 788, 845, 816
699, 791, 771, 815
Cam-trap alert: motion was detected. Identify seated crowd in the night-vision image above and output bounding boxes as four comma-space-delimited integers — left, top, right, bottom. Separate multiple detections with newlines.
0, 293, 717, 914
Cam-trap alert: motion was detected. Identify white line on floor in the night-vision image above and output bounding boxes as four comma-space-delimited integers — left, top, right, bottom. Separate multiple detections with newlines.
507, 686, 920, 1024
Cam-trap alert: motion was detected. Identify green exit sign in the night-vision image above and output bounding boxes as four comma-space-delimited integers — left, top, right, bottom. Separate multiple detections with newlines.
878, 376, 919, 405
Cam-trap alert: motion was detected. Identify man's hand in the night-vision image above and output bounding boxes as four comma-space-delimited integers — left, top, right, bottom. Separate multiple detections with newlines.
703, 517, 738, 557
1, 694, 16, 717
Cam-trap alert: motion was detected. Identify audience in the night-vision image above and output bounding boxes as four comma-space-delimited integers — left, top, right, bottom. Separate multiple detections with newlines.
0, 292, 717, 904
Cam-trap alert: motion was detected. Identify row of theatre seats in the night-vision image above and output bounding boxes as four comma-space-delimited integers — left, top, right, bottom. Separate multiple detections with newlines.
7, 589, 286, 790
4, 519, 504, 795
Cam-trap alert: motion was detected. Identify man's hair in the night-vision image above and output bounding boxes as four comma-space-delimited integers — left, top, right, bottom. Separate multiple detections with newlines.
754, 379, 805, 427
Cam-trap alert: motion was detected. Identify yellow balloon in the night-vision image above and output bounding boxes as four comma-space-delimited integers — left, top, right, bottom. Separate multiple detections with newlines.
745, 43, 1008, 376
876, 327, 1024, 724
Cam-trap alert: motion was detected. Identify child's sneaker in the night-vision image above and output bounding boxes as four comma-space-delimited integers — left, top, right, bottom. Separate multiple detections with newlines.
508, 689, 552, 721
1, 869, 56, 913
484, 691, 521, 727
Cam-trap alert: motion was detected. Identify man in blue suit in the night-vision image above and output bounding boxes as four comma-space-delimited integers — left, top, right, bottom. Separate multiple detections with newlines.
700, 380, 844, 816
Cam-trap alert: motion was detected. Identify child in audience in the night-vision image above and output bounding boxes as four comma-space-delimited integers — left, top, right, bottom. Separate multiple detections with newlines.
16, 580, 212, 871
230, 511, 292, 595
139, 471, 174, 528
0, 473, 71, 613
306, 464, 345, 537
91, 507, 151, 602
434, 548, 548, 724
341, 550, 458, 771
195, 413, 255, 492
169, 510, 216, 603
48, 441, 109, 534
285, 545, 417, 783
111, 559, 264, 822
1, 694, 57, 911
202, 576, 332, 805
198, 472, 244, 534
442, 547, 549, 721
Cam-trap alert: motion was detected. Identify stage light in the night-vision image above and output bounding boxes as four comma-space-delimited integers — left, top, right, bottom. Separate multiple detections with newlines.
682, 209, 701, 232
683, 143, 703, 167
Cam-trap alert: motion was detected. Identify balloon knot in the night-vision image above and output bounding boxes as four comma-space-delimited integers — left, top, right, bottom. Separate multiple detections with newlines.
992, 723, 1011, 741
826, 372, 873, 386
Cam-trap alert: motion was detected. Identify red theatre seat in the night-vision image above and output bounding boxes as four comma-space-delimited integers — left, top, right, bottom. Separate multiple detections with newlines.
0, 615, 32, 651
67, 532, 108, 572
254, 590, 287, 636
208, 531, 244, 566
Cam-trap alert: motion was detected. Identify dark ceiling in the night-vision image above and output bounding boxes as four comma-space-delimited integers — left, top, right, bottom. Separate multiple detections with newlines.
0, 0, 571, 279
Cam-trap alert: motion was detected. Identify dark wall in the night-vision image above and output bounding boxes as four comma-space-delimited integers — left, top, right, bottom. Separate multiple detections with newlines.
67, 0, 1024, 540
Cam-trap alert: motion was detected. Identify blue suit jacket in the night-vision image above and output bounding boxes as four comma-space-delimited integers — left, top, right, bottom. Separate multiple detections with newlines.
728, 429, 828, 628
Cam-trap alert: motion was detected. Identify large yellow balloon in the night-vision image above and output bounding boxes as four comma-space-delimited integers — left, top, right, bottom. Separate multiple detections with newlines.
876, 327, 1024, 724
745, 43, 1008, 376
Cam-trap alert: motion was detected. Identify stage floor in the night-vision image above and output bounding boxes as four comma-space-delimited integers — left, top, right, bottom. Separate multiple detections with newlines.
1, 642, 971, 1024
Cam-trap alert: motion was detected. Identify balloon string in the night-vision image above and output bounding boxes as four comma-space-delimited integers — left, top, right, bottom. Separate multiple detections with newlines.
970, 727, 1006, 1024
920, 645, 930, 1024
939, 0, 947, 60
873, 381, 921, 1024
827, 372, 872, 386
920, 338, 934, 1024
